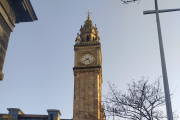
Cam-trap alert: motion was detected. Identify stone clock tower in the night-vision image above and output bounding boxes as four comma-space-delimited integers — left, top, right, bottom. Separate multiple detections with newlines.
73, 14, 104, 120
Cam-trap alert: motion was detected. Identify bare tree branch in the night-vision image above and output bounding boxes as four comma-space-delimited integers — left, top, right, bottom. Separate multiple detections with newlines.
103, 77, 167, 120
121, 0, 140, 4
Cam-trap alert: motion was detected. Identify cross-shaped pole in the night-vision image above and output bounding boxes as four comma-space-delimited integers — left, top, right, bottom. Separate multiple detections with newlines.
143, 0, 180, 120
86, 8, 92, 16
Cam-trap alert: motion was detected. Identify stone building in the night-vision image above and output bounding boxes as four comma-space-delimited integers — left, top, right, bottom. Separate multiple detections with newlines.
0, 108, 70, 120
73, 14, 104, 120
0, 0, 38, 81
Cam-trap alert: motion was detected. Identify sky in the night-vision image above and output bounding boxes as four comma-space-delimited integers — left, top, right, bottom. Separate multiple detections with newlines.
1, 0, 180, 119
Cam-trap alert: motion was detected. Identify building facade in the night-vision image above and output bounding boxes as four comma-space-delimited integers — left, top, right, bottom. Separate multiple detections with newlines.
0, 108, 68, 120
73, 14, 104, 120
0, 0, 38, 81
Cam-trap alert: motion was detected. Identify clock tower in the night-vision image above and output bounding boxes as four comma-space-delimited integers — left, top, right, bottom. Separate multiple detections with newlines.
73, 14, 104, 120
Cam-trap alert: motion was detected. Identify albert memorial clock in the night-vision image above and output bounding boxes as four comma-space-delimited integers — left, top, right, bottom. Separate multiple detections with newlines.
73, 14, 104, 120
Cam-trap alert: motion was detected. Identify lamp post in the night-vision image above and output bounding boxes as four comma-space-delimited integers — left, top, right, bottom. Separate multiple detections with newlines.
143, 0, 180, 119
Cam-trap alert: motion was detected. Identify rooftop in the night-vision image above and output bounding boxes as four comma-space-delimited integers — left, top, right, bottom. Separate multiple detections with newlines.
9, 0, 38, 23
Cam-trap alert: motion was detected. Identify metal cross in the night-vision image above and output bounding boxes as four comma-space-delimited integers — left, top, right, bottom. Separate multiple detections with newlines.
86, 8, 92, 16
143, 0, 180, 120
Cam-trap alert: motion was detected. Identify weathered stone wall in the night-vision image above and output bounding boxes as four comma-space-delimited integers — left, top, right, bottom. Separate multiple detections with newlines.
73, 68, 102, 120
0, 0, 14, 80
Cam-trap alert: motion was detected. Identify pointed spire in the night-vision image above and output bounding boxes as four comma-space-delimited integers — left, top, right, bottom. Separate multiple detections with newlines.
86, 8, 92, 21
87, 15, 90, 20
75, 9, 100, 45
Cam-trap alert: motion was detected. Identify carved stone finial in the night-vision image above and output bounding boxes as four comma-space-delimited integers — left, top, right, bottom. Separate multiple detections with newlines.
75, 33, 80, 43
86, 8, 92, 20
77, 33, 79, 39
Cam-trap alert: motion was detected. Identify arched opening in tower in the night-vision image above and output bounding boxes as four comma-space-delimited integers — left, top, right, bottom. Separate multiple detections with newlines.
87, 36, 90, 41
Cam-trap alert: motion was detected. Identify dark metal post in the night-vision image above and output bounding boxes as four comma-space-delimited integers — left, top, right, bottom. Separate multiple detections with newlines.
154, 0, 173, 119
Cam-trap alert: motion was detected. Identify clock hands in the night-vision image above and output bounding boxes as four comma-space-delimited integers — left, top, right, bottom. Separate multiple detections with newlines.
81, 54, 93, 65
82, 58, 90, 63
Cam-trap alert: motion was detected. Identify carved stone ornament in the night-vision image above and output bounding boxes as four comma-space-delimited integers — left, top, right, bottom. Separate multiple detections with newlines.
74, 45, 99, 50
73, 68, 101, 74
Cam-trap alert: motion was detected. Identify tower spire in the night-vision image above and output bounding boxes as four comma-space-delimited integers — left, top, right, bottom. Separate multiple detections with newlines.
86, 7, 92, 20
75, 10, 100, 44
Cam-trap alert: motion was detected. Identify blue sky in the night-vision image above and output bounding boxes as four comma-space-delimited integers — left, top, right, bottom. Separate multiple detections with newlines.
1, 0, 180, 119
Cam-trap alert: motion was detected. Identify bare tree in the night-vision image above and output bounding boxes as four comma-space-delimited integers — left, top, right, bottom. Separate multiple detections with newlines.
120, 0, 139, 4
104, 77, 168, 120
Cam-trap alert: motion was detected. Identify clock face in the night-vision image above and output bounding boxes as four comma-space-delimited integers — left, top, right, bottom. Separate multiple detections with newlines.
81, 54, 94, 65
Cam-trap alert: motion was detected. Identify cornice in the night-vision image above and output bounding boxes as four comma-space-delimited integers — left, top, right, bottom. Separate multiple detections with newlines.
23, 0, 38, 21
8, 0, 38, 23
7, 108, 25, 114
74, 41, 100, 47
74, 44, 101, 51
73, 66, 101, 70
73, 66, 101, 75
